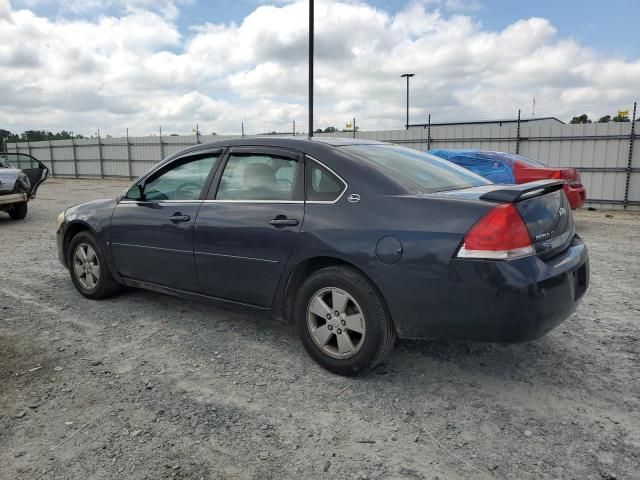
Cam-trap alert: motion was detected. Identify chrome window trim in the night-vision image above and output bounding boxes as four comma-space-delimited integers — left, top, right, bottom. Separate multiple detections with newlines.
202, 200, 304, 204
305, 155, 348, 205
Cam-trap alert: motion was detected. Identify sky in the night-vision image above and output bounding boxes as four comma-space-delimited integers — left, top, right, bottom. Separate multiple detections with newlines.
1, 0, 639, 136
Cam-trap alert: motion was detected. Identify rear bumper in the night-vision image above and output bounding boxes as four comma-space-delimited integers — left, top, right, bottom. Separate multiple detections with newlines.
377, 235, 589, 342
564, 184, 586, 209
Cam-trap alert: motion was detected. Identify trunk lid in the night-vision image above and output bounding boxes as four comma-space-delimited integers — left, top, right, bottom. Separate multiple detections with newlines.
434, 180, 575, 258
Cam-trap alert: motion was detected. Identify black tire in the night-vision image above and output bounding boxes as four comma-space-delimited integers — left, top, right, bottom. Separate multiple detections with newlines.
8, 202, 27, 220
67, 230, 120, 299
295, 266, 396, 376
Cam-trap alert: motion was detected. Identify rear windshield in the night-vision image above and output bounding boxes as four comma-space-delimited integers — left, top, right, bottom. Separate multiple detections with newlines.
512, 154, 547, 167
342, 144, 491, 193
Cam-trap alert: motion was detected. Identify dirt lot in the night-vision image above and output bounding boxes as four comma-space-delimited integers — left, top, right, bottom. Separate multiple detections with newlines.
1, 178, 639, 480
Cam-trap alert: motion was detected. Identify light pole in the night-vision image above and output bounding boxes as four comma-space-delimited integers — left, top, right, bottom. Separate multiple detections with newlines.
308, 0, 314, 137
401, 73, 414, 129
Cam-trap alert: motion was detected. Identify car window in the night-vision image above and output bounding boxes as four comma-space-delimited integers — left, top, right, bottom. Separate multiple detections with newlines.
342, 144, 490, 194
307, 161, 345, 202
512, 154, 547, 168
216, 154, 298, 201
0, 153, 40, 170
143, 155, 218, 201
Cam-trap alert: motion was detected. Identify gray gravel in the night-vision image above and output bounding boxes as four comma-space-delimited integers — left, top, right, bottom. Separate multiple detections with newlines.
1, 178, 639, 480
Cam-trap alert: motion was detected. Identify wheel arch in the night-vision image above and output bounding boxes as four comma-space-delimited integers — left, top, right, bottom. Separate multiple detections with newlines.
62, 221, 98, 267
281, 256, 394, 328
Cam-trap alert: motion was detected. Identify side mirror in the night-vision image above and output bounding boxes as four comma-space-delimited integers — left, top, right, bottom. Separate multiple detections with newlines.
126, 185, 144, 201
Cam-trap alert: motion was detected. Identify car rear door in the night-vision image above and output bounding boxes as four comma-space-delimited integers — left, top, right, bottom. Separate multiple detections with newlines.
194, 147, 304, 307
109, 151, 221, 292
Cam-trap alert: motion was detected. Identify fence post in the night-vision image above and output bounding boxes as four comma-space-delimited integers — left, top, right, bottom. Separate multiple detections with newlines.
427, 113, 432, 150
71, 136, 78, 178
97, 129, 104, 179
126, 128, 132, 180
241, 122, 245, 138
159, 126, 165, 159
515, 109, 521, 154
353, 117, 356, 139
293, 120, 296, 137
623, 101, 637, 209
48, 138, 55, 177
195, 124, 201, 144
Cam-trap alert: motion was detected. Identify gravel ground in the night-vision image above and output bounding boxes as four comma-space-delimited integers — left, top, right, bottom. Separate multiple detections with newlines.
1, 178, 639, 480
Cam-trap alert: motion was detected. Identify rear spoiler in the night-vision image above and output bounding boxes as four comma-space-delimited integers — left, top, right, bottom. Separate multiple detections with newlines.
480, 180, 565, 203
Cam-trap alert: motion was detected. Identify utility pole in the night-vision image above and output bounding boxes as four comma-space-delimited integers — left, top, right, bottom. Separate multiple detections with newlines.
401, 73, 415, 129
308, 0, 314, 137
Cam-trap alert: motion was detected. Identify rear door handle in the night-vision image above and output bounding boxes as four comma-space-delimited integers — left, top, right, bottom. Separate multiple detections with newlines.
269, 216, 299, 227
169, 213, 191, 223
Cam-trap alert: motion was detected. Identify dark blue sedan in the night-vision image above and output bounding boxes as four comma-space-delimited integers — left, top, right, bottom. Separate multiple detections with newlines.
56, 138, 589, 375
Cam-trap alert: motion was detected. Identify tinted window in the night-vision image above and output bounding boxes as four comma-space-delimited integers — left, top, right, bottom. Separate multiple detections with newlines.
216, 154, 298, 201
306, 160, 345, 201
143, 155, 217, 201
343, 144, 490, 193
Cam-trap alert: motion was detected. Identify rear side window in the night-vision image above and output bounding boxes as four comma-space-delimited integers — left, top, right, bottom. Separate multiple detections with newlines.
216, 154, 299, 201
342, 144, 490, 193
306, 160, 345, 202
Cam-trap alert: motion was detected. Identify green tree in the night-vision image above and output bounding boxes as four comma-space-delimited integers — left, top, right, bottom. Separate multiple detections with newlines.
323, 126, 337, 133
570, 114, 591, 124
612, 113, 630, 122
597, 115, 611, 123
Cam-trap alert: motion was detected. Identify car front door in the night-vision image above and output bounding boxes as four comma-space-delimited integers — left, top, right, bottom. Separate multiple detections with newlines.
194, 147, 304, 307
110, 151, 221, 291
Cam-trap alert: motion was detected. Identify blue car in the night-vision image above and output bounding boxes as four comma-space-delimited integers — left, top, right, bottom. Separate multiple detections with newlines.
56, 138, 589, 375
428, 149, 518, 183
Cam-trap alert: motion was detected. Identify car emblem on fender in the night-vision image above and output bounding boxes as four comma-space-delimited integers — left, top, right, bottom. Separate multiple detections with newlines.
347, 193, 360, 203
558, 207, 566, 216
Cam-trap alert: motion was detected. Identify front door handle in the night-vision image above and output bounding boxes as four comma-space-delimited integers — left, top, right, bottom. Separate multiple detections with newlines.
269, 216, 299, 227
169, 213, 191, 223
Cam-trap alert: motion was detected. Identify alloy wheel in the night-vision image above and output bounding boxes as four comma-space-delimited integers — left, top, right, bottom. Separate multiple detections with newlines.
73, 243, 100, 290
306, 287, 366, 359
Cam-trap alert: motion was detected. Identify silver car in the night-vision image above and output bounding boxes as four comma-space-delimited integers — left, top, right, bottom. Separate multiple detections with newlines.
0, 153, 48, 220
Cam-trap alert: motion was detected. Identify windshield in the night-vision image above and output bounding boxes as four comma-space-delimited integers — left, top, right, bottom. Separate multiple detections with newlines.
342, 144, 491, 193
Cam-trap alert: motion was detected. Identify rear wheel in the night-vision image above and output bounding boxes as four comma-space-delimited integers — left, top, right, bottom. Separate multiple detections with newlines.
295, 266, 396, 375
68, 231, 120, 299
8, 202, 27, 220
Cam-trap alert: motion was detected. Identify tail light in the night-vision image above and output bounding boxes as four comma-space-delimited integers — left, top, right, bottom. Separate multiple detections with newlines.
550, 168, 582, 186
457, 204, 534, 260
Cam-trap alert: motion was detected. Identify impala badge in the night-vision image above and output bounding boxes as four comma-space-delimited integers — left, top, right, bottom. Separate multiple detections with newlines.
558, 207, 566, 216
347, 193, 360, 203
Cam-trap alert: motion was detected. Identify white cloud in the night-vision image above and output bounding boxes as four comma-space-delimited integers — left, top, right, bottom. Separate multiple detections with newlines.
0, 0, 638, 136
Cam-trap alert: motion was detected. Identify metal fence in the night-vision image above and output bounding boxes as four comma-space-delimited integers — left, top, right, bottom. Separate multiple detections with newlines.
7, 119, 640, 210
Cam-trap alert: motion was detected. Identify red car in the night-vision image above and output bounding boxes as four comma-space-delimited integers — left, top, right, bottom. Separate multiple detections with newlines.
513, 156, 586, 209
429, 149, 587, 209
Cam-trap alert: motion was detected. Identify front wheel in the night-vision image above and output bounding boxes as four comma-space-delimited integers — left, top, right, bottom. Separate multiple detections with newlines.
295, 266, 396, 375
8, 202, 27, 220
68, 231, 120, 299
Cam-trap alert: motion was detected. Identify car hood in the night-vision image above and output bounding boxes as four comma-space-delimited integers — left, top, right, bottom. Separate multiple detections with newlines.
0, 168, 23, 176
64, 198, 118, 226
0, 168, 29, 194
